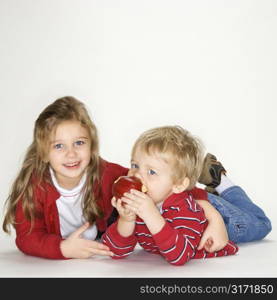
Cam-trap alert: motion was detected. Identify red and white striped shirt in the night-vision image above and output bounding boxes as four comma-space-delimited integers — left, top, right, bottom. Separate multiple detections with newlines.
102, 190, 238, 266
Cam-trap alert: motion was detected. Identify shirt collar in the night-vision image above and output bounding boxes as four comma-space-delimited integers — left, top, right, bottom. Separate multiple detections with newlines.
49, 167, 87, 197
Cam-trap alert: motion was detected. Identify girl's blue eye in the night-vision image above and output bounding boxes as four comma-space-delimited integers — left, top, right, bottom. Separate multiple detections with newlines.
75, 140, 85, 146
131, 163, 138, 169
148, 169, 156, 175
54, 143, 63, 150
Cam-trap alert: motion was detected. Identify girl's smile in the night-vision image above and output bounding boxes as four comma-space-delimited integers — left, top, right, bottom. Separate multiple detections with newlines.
63, 161, 81, 169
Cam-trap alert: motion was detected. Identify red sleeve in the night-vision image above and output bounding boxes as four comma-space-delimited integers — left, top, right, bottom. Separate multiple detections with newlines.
152, 205, 238, 265
152, 205, 205, 266
102, 221, 137, 259
188, 187, 208, 201
193, 240, 238, 259
15, 199, 66, 259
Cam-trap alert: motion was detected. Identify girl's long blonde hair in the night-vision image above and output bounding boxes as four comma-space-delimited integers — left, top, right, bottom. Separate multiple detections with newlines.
3, 96, 102, 233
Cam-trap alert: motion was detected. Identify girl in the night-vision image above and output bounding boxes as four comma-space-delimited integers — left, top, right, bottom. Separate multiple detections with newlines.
2, 96, 217, 259
2, 96, 130, 259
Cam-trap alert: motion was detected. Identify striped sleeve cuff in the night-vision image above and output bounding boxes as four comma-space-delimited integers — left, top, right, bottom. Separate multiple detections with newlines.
106, 221, 137, 246
152, 222, 176, 250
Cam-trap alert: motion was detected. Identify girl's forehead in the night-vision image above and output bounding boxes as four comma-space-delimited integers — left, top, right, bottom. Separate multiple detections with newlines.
50, 120, 89, 140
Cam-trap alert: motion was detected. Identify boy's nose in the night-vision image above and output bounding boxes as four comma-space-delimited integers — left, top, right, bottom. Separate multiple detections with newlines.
129, 169, 142, 179
132, 171, 144, 184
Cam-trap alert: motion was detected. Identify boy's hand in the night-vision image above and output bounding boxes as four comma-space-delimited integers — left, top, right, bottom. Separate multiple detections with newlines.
60, 222, 114, 259
111, 197, 136, 222
122, 189, 166, 235
122, 189, 157, 220
112, 197, 136, 237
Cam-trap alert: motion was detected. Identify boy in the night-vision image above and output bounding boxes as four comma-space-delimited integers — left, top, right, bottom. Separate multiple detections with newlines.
102, 126, 238, 266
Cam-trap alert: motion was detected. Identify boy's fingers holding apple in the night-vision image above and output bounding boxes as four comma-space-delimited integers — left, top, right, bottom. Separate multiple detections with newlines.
117, 198, 125, 209
130, 189, 146, 197
112, 197, 125, 211
127, 190, 148, 203
120, 196, 132, 205
111, 197, 117, 207
124, 203, 138, 213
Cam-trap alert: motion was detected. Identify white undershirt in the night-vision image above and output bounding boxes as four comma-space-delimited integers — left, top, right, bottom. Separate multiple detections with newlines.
50, 168, 97, 240
156, 201, 164, 214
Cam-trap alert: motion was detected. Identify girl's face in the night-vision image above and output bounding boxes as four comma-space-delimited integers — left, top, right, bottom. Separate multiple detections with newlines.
47, 120, 91, 189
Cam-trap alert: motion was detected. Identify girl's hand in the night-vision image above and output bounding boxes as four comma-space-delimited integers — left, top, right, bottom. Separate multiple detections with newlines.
111, 197, 136, 222
197, 218, 229, 252
196, 199, 229, 252
60, 222, 114, 259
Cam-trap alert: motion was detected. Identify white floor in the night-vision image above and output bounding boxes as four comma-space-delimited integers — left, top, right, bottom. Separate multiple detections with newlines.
1, 231, 276, 278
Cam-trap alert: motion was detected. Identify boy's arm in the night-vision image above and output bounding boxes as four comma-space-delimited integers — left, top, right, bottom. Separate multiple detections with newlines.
101, 220, 137, 259
149, 206, 203, 266
148, 203, 237, 264
117, 217, 136, 237
101, 198, 137, 259
196, 200, 229, 252
141, 208, 166, 235
123, 189, 203, 266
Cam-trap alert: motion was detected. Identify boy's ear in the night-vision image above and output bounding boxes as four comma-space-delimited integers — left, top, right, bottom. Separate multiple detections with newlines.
172, 177, 190, 194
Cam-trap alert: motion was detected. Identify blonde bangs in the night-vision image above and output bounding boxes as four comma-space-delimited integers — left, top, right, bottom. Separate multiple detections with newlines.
131, 126, 204, 189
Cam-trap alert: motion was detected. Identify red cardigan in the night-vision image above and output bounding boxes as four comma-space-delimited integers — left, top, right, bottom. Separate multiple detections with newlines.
15, 160, 128, 259
102, 191, 238, 266
14, 159, 209, 260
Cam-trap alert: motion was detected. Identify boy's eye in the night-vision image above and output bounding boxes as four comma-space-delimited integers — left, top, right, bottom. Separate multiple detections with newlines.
75, 140, 85, 146
131, 163, 139, 169
148, 169, 156, 175
54, 143, 63, 150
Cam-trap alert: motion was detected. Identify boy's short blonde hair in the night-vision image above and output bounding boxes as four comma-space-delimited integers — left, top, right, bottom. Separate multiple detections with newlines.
131, 126, 204, 190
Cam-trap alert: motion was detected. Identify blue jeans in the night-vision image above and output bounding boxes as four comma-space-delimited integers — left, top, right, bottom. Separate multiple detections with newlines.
208, 186, 272, 243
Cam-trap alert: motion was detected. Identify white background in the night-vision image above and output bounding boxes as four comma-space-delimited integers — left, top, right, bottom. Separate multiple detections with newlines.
0, 0, 276, 274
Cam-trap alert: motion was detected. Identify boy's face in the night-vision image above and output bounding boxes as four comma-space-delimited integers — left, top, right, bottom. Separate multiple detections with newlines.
47, 120, 91, 189
129, 147, 176, 205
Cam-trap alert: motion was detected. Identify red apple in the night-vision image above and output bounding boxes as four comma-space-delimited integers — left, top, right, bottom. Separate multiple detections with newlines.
112, 176, 143, 200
